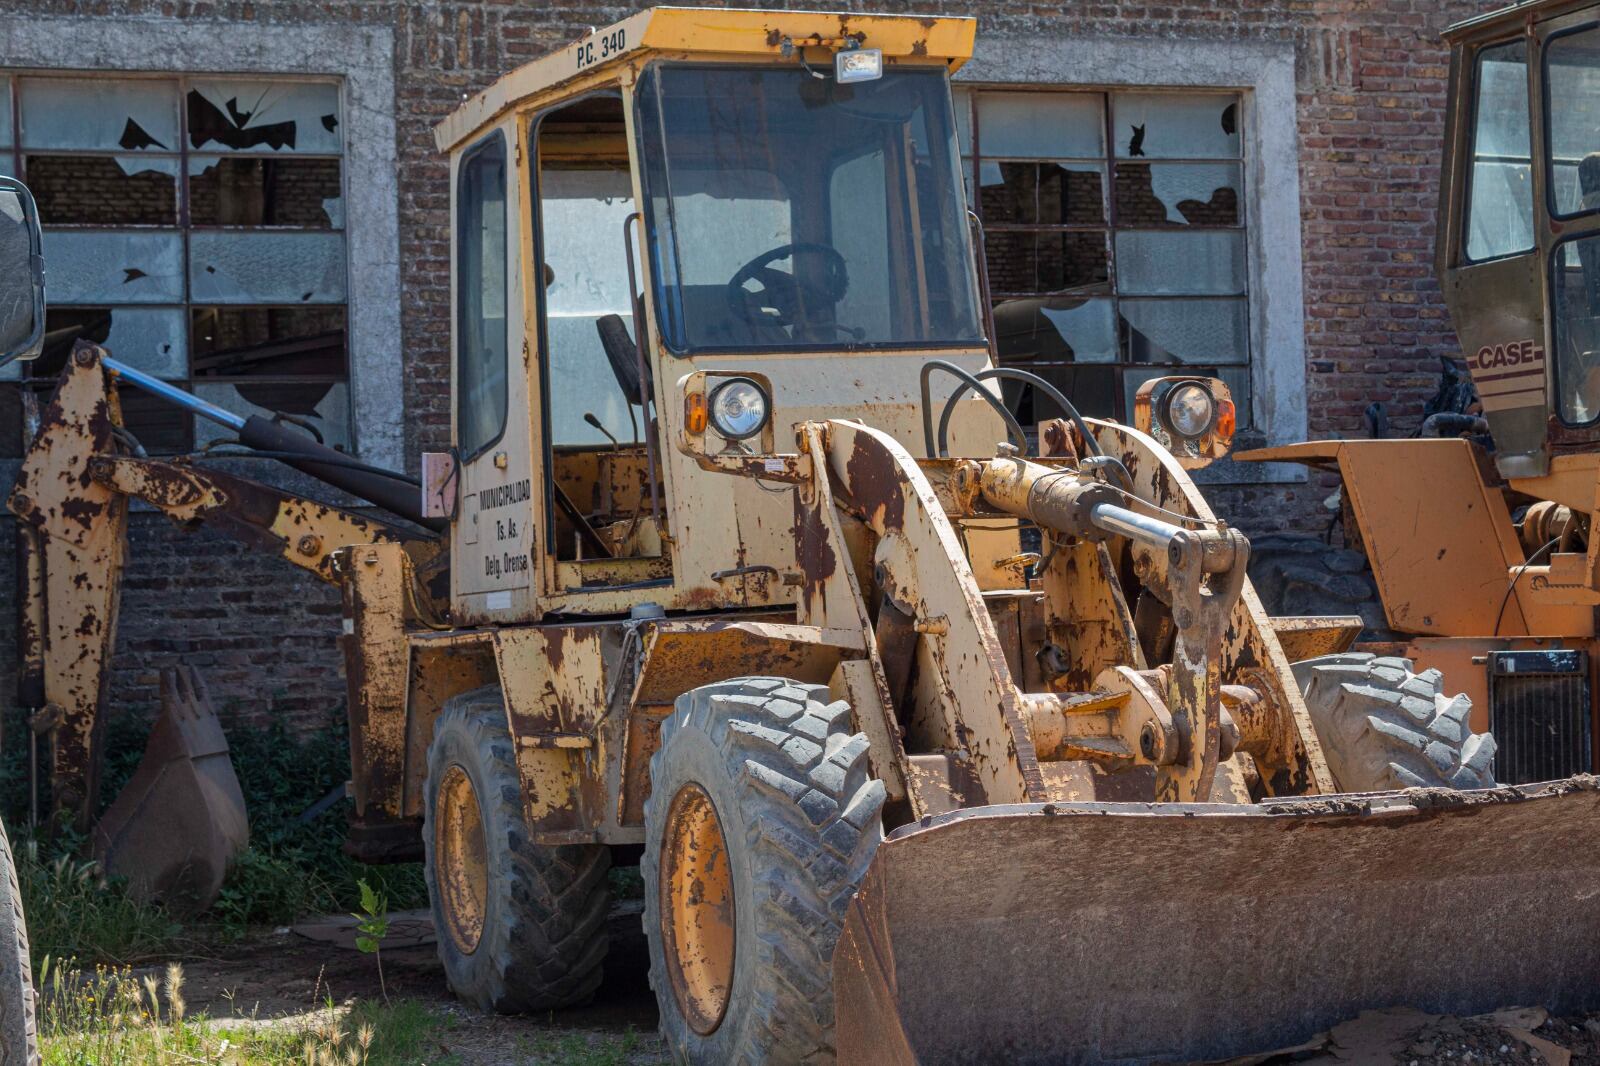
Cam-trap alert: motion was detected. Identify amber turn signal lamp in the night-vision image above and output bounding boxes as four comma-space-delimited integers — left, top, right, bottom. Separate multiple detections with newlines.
1215, 398, 1236, 441
685, 392, 708, 435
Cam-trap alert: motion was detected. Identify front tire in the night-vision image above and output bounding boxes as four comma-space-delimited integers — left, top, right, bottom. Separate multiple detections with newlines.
0, 819, 36, 1066
642, 678, 885, 1064
423, 686, 610, 1012
1295, 653, 1497, 791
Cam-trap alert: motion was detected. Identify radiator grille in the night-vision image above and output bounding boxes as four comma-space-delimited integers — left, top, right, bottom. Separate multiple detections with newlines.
1487, 650, 1591, 784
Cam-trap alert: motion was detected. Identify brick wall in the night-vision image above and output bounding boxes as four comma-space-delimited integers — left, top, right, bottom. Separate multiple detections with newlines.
0, 0, 1498, 731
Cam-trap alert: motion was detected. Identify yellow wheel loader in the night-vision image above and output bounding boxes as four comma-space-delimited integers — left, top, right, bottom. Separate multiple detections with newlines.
1240, 0, 1600, 789
5, 8, 1600, 1065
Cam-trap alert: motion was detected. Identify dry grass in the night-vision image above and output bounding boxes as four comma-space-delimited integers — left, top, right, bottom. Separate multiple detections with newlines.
37, 959, 450, 1066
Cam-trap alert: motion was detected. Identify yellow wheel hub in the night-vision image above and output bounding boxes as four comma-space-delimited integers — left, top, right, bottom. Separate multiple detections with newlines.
661, 783, 736, 1035
435, 764, 489, 955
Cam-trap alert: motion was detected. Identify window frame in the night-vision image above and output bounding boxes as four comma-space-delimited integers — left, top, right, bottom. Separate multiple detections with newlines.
1458, 36, 1537, 264
632, 59, 986, 358
958, 85, 1251, 425
453, 128, 510, 463
0, 69, 353, 455
1543, 21, 1600, 224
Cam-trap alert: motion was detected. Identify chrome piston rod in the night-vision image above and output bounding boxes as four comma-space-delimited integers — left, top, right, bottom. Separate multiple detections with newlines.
104, 355, 247, 431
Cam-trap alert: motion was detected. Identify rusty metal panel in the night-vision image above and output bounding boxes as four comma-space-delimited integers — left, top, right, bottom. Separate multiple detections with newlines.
403, 643, 495, 821
1101, 420, 1334, 796
824, 420, 1044, 806
1270, 615, 1364, 660
1330, 440, 1552, 635
631, 619, 855, 703
340, 543, 413, 827
836, 780, 1600, 1065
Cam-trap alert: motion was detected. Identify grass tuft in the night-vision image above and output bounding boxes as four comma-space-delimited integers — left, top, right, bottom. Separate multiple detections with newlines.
36, 959, 456, 1066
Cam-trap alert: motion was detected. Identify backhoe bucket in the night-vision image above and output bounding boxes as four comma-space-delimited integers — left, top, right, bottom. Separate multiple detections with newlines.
91, 666, 248, 915
834, 779, 1600, 1065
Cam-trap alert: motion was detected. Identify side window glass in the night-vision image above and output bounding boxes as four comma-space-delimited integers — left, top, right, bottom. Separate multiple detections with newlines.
1553, 233, 1600, 424
1547, 26, 1600, 218
456, 133, 508, 458
1465, 39, 1533, 262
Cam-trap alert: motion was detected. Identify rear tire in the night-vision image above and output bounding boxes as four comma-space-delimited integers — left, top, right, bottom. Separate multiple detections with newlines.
423, 686, 610, 1012
642, 678, 885, 1065
1295, 653, 1497, 791
0, 819, 36, 1066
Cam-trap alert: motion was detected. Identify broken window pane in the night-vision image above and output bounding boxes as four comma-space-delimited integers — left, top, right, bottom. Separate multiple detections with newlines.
26, 156, 178, 226
980, 162, 1105, 225
1114, 162, 1241, 226
1111, 92, 1241, 160
0, 81, 12, 147
43, 229, 184, 303
1115, 231, 1246, 295
1011, 363, 1118, 423
187, 80, 341, 154
977, 92, 1104, 159
1119, 298, 1249, 364
985, 230, 1109, 294
993, 296, 1117, 364
191, 306, 346, 378
19, 77, 179, 152
44, 307, 187, 378
189, 231, 346, 304
194, 380, 350, 451
117, 387, 194, 454
188, 156, 343, 228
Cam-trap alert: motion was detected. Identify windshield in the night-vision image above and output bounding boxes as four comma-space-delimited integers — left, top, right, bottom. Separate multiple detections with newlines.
635, 63, 985, 354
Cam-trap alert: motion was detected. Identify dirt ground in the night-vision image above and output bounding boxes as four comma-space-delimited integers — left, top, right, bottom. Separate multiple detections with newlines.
138, 904, 1600, 1066
145, 904, 667, 1065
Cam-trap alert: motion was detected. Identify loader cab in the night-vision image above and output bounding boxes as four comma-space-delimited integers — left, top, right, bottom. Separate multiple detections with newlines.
1439, 0, 1600, 478
439, 8, 989, 624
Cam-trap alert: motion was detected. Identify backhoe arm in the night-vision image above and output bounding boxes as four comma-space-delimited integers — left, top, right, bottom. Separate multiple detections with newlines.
7, 343, 444, 828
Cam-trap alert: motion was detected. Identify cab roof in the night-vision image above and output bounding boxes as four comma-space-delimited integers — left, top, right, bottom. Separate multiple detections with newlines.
434, 6, 977, 152
1445, 0, 1595, 43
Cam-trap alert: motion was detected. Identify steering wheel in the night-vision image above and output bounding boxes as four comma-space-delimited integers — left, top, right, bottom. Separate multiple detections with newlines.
725, 243, 850, 330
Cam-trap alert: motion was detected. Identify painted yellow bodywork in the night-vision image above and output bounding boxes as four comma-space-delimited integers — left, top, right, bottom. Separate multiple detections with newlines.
1242, 439, 1598, 637
434, 7, 977, 153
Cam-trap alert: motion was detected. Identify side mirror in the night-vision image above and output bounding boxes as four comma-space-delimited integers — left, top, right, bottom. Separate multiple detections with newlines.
0, 177, 43, 370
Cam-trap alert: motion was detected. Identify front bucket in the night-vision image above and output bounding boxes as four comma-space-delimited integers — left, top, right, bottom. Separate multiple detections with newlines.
834, 779, 1600, 1065
92, 665, 249, 915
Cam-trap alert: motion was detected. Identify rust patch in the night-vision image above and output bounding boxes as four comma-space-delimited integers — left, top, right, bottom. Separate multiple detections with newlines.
793, 493, 838, 610
845, 435, 907, 532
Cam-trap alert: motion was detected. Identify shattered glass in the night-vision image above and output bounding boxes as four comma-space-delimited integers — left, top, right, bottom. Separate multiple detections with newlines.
985, 230, 1109, 294
19, 77, 179, 151
44, 307, 187, 378
188, 231, 346, 304
992, 296, 1117, 364
1111, 92, 1241, 160
194, 380, 350, 451
1114, 162, 1240, 226
188, 80, 341, 154
26, 155, 178, 226
980, 162, 1105, 225
188, 156, 343, 228
191, 306, 346, 377
977, 92, 1104, 159
42, 229, 184, 303
1119, 298, 1249, 364
1115, 231, 1246, 295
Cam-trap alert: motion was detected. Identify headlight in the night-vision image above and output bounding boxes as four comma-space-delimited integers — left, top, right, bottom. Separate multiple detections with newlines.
1160, 381, 1217, 440
835, 48, 883, 83
708, 377, 771, 441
